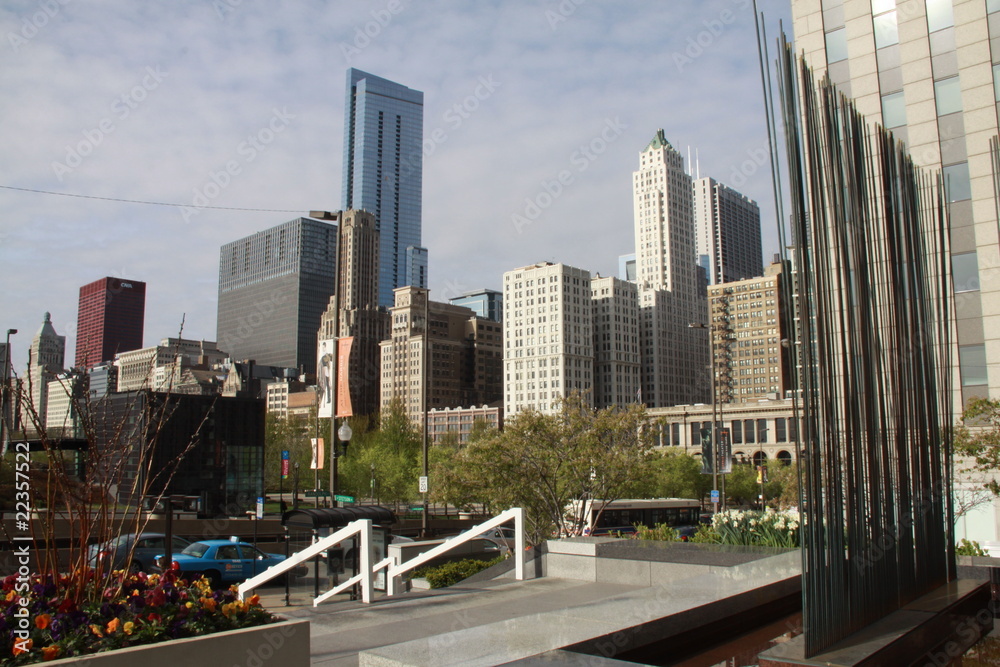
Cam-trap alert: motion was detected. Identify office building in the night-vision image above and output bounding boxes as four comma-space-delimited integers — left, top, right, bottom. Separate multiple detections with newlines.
342, 68, 426, 308
592, 275, 641, 408
618, 254, 637, 282
632, 130, 710, 407
789, 0, 996, 404
693, 176, 762, 285
503, 263, 593, 415
75, 277, 145, 370
706, 262, 789, 403
380, 287, 503, 424
217, 215, 338, 375
449, 289, 503, 322
114, 338, 227, 392
25, 312, 66, 431
427, 404, 503, 445
316, 209, 389, 418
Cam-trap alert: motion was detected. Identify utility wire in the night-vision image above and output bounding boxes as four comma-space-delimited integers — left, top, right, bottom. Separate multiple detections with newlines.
0, 184, 304, 213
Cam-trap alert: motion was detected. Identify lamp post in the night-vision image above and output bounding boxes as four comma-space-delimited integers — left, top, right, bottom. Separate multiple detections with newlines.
688, 322, 719, 513
332, 420, 352, 508
1, 329, 16, 457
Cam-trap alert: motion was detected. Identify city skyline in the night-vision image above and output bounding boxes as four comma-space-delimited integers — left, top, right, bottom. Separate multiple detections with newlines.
0, 1, 792, 369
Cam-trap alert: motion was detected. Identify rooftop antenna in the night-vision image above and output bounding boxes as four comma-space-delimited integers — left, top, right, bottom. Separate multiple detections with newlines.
696, 148, 701, 179
686, 146, 692, 176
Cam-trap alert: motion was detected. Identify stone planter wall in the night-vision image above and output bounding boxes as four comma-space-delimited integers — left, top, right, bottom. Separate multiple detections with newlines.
44, 619, 309, 667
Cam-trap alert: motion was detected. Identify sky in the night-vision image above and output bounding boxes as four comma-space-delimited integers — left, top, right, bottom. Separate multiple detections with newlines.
0, 0, 794, 371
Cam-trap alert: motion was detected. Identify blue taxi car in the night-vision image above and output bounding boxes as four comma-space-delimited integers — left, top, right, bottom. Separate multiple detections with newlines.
158, 539, 286, 587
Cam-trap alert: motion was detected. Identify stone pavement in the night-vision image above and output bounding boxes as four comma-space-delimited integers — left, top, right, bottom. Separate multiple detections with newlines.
253, 548, 801, 666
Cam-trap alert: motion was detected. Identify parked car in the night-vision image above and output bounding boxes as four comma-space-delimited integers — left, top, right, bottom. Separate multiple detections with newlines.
157, 539, 287, 587
676, 525, 699, 542
88, 533, 192, 574
478, 526, 517, 552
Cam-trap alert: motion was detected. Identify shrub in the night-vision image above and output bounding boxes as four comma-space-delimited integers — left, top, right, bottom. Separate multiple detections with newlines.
689, 525, 723, 544
411, 556, 505, 589
634, 523, 679, 542
710, 509, 800, 548
956, 539, 987, 557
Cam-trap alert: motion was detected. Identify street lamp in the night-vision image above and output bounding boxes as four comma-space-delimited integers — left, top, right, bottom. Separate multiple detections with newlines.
332, 420, 352, 507
688, 322, 720, 513
2, 329, 17, 456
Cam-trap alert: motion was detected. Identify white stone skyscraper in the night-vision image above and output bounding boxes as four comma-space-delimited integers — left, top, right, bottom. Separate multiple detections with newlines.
632, 130, 709, 407
693, 176, 762, 285
25, 312, 65, 432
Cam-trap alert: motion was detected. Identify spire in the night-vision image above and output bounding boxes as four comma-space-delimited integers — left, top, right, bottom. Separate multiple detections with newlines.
36, 312, 58, 339
643, 129, 671, 152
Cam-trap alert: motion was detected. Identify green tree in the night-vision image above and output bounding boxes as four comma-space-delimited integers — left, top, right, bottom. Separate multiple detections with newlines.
954, 398, 1000, 516
337, 399, 422, 505
646, 450, 712, 500
435, 393, 656, 545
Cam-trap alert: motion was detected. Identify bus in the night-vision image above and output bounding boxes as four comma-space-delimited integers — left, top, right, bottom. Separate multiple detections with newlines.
567, 498, 702, 536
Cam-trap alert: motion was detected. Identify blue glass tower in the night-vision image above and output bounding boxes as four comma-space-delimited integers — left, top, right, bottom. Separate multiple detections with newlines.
342, 69, 425, 308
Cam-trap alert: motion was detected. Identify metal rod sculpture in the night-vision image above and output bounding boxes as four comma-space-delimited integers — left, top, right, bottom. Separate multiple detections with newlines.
768, 37, 955, 655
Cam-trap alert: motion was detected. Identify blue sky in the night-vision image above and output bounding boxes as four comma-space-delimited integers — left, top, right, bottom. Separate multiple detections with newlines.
0, 0, 793, 369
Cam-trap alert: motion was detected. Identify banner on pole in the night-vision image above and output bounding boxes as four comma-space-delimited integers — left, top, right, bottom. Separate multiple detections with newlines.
310, 438, 325, 470
336, 337, 354, 417
281, 450, 289, 479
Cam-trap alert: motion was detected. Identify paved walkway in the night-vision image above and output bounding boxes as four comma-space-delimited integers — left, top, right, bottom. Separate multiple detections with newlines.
256, 549, 800, 666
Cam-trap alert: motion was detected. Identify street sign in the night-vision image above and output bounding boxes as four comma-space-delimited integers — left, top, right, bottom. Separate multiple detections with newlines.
255, 496, 264, 520
711, 489, 720, 504
305, 490, 331, 498
419, 475, 428, 493
334, 494, 355, 503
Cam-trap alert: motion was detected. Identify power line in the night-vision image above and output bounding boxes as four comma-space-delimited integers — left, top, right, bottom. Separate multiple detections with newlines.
0, 184, 305, 213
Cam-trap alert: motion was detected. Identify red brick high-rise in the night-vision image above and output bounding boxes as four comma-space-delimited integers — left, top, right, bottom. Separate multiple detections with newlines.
75, 277, 146, 370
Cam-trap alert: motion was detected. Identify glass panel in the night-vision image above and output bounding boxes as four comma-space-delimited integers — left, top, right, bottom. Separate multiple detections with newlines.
935, 76, 962, 115
744, 419, 756, 444
959, 345, 988, 386
881, 91, 907, 128
757, 419, 768, 443
943, 162, 971, 201
826, 28, 849, 63
732, 420, 743, 444
874, 11, 899, 48
872, 0, 896, 13
952, 252, 980, 293
776, 418, 787, 442
994, 64, 1000, 102
990, 0, 1000, 14
926, 0, 954, 32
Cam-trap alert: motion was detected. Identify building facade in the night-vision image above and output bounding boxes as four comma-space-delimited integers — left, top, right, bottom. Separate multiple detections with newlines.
427, 404, 503, 444
632, 131, 709, 407
114, 338, 227, 392
693, 176, 763, 286
449, 289, 503, 322
789, 0, 996, 404
217, 215, 337, 375
591, 275, 641, 408
503, 263, 593, 415
75, 277, 145, 370
316, 209, 388, 419
25, 312, 66, 431
342, 68, 426, 308
380, 287, 503, 423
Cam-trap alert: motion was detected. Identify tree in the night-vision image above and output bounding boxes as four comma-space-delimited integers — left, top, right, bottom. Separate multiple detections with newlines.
433, 393, 657, 545
337, 399, 422, 505
645, 450, 712, 500
953, 398, 1000, 516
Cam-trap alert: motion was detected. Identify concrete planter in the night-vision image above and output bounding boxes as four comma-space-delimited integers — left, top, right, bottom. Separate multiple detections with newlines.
44, 619, 309, 667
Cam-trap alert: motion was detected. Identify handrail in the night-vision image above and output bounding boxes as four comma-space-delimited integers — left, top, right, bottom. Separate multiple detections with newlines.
237, 519, 373, 602
386, 507, 524, 595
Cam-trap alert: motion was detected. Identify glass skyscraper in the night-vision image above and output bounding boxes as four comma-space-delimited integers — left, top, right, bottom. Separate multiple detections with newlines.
342, 68, 426, 308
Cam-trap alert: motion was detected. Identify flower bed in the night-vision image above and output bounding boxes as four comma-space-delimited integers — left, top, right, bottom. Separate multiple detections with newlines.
2, 570, 279, 664
705, 509, 800, 547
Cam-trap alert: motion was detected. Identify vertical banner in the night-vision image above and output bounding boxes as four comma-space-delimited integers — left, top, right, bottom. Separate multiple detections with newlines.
700, 427, 714, 475
316, 338, 335, 419
310, 438, 325, 470
336, 336, 354, 418
281, 450, 289, 479
718, 428, 732, 474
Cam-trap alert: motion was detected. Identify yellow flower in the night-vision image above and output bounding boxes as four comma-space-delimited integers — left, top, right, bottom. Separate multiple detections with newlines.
248, 594, 260, 606
124, 621, 135, 635
185, 601, 193, 609
90, 624, 103, 637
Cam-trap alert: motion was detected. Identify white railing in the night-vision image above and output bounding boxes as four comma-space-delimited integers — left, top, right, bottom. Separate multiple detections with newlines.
237, 508, 526, 605
237, 519, 374, 604
385, 507, 525, 596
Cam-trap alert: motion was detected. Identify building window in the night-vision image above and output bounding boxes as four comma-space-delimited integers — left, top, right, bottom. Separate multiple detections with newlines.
826, 28, 848, 63
874, 11, 899, 48
776, 418, 787, 442
881, 91, 907, 128
952, 252, 980, 293
959, 344, 988, 386
990, 0, 1000, 13
925, 0, 954, 32
934, 76, 962, 116
943, 162, 971, 201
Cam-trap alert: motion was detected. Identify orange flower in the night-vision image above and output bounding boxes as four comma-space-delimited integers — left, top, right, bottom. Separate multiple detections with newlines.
35, 613, 52, 629
248, 594, 260, 606
12, 638, 32, 656
200, 597, 217, 612
106, 618, 121, 634
41, 645, 61, 661
89, 624, 103, 637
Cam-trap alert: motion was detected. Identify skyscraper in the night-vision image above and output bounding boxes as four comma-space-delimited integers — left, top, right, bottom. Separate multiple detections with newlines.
75, 277, 145, 370
216, 215, 338, 375
632, 130, 709, 407
26, 312, 65, 430
693, 176, 762, 285
342, 68, 426, 308
592, 275, 641, 408
789, 0, 996, 404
